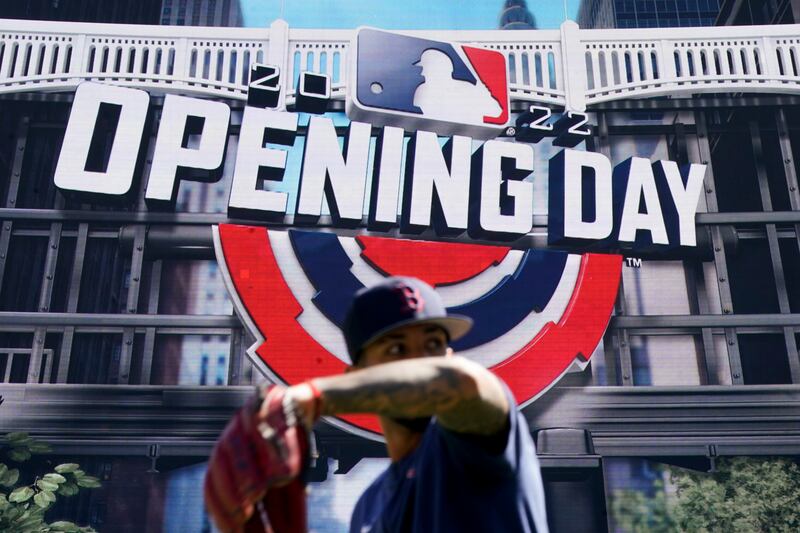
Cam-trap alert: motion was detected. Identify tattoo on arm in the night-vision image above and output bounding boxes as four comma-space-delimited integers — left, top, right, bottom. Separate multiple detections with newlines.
314, 357, 509, 435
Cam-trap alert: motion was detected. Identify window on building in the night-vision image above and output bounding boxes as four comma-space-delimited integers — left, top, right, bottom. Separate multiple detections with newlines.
78, 237, 129, 314
215, 355, 226, 385
0, 235, 47, 312
150, 334, 232, 386
158, 260, 233, 315
199, 354, 209, 385
68, 333, 123, 384
739, 334, 791, 384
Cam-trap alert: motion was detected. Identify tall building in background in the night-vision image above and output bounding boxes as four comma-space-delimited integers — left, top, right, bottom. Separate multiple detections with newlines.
0, 0, 161, 24
499, 0, 537, 29
576, 0, 718, 522
155, 0, 243, 388
160, 167, 233, 388
160, 0, 242, 26
577, 0, 721, 28
718, 0, 799, 25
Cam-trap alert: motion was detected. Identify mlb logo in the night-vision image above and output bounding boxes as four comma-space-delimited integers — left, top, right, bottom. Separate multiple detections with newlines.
347, 28, 510, 140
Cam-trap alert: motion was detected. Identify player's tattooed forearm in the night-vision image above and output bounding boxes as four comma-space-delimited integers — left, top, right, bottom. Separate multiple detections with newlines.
317, 359, 459, 416
315, 357, 508, 435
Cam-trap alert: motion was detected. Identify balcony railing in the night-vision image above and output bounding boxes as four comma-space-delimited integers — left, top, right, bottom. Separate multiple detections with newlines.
1, 18, 800, 111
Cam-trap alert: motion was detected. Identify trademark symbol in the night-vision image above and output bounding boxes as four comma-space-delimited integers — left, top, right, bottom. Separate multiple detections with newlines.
625, 257, 642, 268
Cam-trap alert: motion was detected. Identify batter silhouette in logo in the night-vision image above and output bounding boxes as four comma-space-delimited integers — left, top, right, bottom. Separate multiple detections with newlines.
350, 29, 510, 136
412, 49, 502, 124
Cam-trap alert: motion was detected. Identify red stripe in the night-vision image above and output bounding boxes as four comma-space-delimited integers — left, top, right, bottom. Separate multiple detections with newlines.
490, 253, 622, 404
357, 234, 510, 287
219, 224, 382, 435
462, 45, 509, 126
220, 224, 621, 432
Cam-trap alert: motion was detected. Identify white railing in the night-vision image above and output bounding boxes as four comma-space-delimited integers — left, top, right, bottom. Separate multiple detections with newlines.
579, 23, 800, 107
286, 28, 351, 101
1, 18, 799, 112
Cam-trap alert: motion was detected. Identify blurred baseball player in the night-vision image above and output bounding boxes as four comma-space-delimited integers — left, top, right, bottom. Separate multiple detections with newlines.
205, 276, 549, 532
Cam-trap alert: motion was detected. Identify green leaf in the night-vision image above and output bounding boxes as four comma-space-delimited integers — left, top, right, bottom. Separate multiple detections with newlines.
12, 509, 30, 522
7, 449, 32, 462
57, 483, 79, 497
9, 486, 34, 503
28, 442, 51, 454
33, 491, 50, 509
71, 470, 85, 479
0, 493, 9, 510
54, 463, 80, 474
43, 473, 66, 484
76, 477, 101, 489
14, 513, 43, 531
50, 521, 80, 532
0, 468, 19, 487
5, 432, 29, 443
0, 463, 7, 477
43, 490, 56, 503
37, 480, 58, 492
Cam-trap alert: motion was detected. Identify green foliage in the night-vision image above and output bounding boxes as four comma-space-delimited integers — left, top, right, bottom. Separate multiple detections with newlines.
0, 432, 101, 533
611, 457, 800, 533
611, 478, 676, 533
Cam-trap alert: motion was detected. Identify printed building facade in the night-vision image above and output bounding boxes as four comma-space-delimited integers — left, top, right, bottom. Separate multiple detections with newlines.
0, 2, 799, 531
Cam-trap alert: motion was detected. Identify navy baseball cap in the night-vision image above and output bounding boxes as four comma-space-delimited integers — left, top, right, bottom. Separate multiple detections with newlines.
342, 276, 472, 363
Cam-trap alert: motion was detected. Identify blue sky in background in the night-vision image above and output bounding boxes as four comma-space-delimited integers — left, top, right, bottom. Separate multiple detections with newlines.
242, 0, 581, 30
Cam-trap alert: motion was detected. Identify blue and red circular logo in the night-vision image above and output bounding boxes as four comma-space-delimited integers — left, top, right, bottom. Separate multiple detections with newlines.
214, 224, 621, 439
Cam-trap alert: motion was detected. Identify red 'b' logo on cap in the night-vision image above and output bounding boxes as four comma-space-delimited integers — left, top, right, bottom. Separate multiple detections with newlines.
393, 284, 424, 314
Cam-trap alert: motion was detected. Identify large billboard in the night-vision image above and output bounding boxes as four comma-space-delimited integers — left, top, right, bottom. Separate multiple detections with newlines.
0, 2, 799, 531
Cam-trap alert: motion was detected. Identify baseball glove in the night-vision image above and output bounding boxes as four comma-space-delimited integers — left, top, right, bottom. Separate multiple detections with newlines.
204, 385, 312, 533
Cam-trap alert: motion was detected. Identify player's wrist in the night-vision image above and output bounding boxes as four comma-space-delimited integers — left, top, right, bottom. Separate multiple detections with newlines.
279, 381, 324, 430
305, 379, 324, 422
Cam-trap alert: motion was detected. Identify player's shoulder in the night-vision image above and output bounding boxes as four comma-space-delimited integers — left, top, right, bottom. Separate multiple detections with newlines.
350, 466, 391, 532
353, 464, 390, 511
